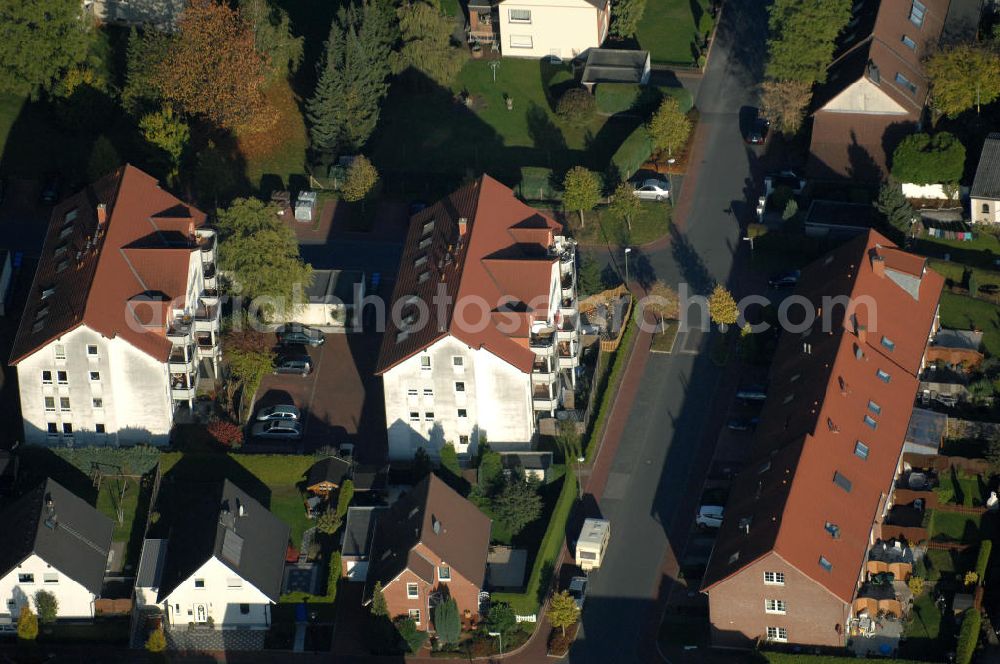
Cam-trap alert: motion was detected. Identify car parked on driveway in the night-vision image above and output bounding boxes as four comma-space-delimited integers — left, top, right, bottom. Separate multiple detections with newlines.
768, 269, 800, 289
696, 505, 724, 529
274, 355, 313, 376
250, 419, 303, 440
763, 170, 806, 197
632, 178, 670, 202
567, 576, 588, 610
744, 108, 770, 145
256, 404, 301, 421
277, 323, 325, 347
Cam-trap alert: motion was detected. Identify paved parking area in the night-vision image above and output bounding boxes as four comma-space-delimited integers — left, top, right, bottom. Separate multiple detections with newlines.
252, 333, 387, 463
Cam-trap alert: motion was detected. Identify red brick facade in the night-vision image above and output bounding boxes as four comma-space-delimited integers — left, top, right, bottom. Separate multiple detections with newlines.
382, 542, 482, 631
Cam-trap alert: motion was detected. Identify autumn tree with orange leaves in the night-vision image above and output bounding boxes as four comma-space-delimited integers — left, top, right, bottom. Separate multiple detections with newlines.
154, 0, 271, 130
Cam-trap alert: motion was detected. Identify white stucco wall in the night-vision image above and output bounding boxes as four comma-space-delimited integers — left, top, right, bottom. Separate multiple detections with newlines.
821, 78, 908, 114
158, 558, 273, 629
383, 337, 534, 461
0, 554, 96, 622
498, 0, 609, 59
972, 197, 1000, 224
901, 183, 953, 200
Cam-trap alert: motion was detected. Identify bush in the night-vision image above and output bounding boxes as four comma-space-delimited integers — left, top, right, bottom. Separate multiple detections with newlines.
433, 598, 460, 645
519, 167, 559, 201
976, 540, 992, 583
956, 607, 981, 664
907, 575, 924, 596
890, 132, 966, 185
556, 87, 596, 126
326, 551, 341, 600
394, 616, 427, 654
145, 627, 167, 653
486, 602, 517, 636
16, 607, 37, 641
207, 419, 244, 448
547, 625, 574, 656
34, 590, 57, 624
611, 125, 652, 181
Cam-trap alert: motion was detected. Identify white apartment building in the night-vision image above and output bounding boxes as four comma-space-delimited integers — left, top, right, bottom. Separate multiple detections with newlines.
376, 175, 581, 461
498, 0, 610, 59
0, 479, 113, 626
10, 165, 220, 447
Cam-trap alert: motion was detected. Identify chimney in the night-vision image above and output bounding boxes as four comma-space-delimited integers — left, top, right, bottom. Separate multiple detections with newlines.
96, 203, 108, 227
458, 217, 468, 236
857, 324, 867, 345
872, 253, 886, 278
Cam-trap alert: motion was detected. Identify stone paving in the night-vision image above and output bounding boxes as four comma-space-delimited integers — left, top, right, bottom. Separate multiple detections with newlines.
165, 625, 266, 651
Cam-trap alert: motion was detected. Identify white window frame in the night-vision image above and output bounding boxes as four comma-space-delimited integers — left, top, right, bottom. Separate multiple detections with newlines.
59, 397, 71, 412
420, 356, 431, 371
764, 599, 786, 614
438, 565, 451, 582
43, 573, 59, 584
406, 582, 419, 599
41, 370, 52, 385
763, 571, 785, 585
409, 608, 421, 624
766, 626, 788, 642
86, 344, 98, 357
425, 411, 435, 422
54, 344, 66, 361
44, 397, 55, 412
409, 411, 420, 422
509, 34, 533, 49
508, 8, 531, 23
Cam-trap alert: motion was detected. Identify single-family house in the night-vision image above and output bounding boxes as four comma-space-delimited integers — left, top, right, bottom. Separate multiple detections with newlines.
497, 0, 610, 59
0, 478, 113, 625
701, 230, 944, 649
971, 133, 1000, 224
363, 474, 491, 629
807, 0, 981, 181
304, 456, 353, 497
135, 480, 289, 631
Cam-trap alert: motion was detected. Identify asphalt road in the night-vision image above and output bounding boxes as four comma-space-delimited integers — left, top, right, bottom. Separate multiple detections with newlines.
568, 2, 770, 662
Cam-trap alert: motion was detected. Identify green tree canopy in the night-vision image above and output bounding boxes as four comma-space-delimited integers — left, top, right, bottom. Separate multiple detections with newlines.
433, 597, 461, 645
610, 0, 647, 38
647, 96, 691, 157
216, 198, 313, 314
139, 105, 191, 182
926, 44, 1000, 117
33, 591, 57, 624
491, 475, 543, 536
555, 419, 583, 463
370, 580, 388, 616
766, 0, 853, 84
486, 601, 517, 635
123, 28, 170, 115
336, 479, 355, 518
956, 607, 981, 664
391, 1, 466, 87
609, 181, 641, 231
0, 0, 93, 97
891, 132, 966, 185
708, 284, 738, 331
760, 78, 811, 135
874, 181, 914, 236
240, 0, 304, 82
563, 166, 602, 227
342, 155, 380, 203
548, 590, 581, 636
145, 626, 167, 653
577, 253, 604, 297
556, 87, 596, 126
16, 606, 37, 641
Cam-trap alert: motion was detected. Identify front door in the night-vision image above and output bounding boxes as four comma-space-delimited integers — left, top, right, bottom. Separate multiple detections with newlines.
194, 604, 207, 623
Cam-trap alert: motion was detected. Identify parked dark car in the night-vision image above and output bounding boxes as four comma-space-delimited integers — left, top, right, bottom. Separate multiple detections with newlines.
567, 576, 588, 610
768, 269, 801, 289
726, 416, 759, 432
40, 174, 61, 204
274, 355, 313, 376
277, 323, 325, 347
250, 419, 303, 440
735, 384, 767, 401
745, 109, 770, 145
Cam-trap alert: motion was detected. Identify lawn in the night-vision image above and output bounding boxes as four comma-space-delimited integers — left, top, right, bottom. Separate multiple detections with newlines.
636, 0, 712, 66
933, 469, 987, 507
928, 510, 984, 543
239, 78, 309, 194
96, 476, 141, 542
914, 548, 975, 584
938, 292, 1000, 357
566, 200, 672, 247
650, 319, 680, 353
900, 591, 955, 662
369, 57, 643, 192
914, 233, 1000, 271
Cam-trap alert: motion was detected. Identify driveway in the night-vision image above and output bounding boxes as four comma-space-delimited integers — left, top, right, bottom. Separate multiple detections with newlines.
567, 1, 771, 662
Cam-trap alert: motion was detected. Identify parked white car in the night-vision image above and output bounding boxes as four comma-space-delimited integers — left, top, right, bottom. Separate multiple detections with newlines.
632, 178, 670, 202
696, 505, 724, 529
256, 404, 301, 421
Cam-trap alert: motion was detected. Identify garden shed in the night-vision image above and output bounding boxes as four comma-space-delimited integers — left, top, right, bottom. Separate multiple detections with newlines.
581, 49, 651, 89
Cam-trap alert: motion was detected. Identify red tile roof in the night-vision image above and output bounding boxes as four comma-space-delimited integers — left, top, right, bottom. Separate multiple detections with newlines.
10, 165, 207, 365
375, 175, 562, 375
702, 230, 943, 604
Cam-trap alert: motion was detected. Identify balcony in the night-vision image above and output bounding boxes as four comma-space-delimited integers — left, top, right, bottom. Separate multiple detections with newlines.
532, 359, 556, 383
532, 386, 558, 411
203, 263, 217, 290
560, 298, 578, 316
561, 272, 575, 298
167, 317, 192, 341
170, 373, 197, 401
195, 229, 216, 262
194, 301, 220, 333
529, 331, 555, 355
168, 346, 195, 371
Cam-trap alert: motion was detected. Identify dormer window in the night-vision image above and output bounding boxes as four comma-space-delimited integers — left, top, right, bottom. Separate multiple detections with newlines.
421, 220, 434, 236
824, 522, 840, 539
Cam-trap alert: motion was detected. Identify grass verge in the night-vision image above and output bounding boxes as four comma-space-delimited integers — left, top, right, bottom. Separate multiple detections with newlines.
650, 319, 679, 353
585, 304, 638, 462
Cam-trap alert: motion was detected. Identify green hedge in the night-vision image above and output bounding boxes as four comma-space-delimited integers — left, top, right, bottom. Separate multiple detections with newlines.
976, 540, 992, 584
491, 469, 578, 616
519, 166, 559, 201
956, 607, 981, 664
586, 304, 637, 461
611, 126, 652, 181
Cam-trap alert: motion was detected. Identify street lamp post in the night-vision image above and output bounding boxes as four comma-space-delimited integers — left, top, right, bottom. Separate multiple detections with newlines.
488, 631, 504, 655
624, 247, 632, 287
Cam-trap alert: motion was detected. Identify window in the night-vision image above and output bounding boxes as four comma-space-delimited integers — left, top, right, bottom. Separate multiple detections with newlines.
228, 578, 243, 588
409, 608, 422, 624
414, 254, 428, 268
407, 583, 419, 599
47, 423, 58, 435
854, 440, 870, 460
92, 397, 103, 409
459, 434, 470, 447
57, 370, 68, 385
62, 423, 72, 435
44, 397, 55, 412
863, 414, 878, 430
458, 408, 468, 418
880, 336, 895, 351
41, 370, 52, 384
43, 573, 58, 584
240, 603, 250, 615
439, 565, 451, 581
455, 381, 465, 392
758, 460, 771, 474
824, 522, 841, 539
95, 424, 106, 434
194, 579, 205, 588
984, 203, 990, 214
425, 412, 435, 421
895, 72, 917, 94
867, 400, 881, 416
509, 8, 531, 22
89, 371, 100, 382
422, 220, 434, 236
901, 34, 917, 49
420, 356, 431, 370
54, 344, 66, 360
764, 572, 785, 585
407, 388, 418, 397
818, 556, 833, 572
60, 397, 70, 411
17, 574, 34, 584
909, 0, 925, 26
833, 471, 852, 493
423, 388, 433, 397
453, 356, 464, 367
86, 345, 98, 357
766, 626, 788, 642
764, 599, 786, 614
728, 551, 740, 564
509, 34, 533, 49
409, 411, 420, 422
876, 368, 891, 383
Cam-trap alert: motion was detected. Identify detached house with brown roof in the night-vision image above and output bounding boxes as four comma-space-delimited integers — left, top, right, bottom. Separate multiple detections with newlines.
9, 165, 220, 446
807, 0, 981, 180
363, 474, 491, 630
375, 176, 581, 461
702, 230, 943, 649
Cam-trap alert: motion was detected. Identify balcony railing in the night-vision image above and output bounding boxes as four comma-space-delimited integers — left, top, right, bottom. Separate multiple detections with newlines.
194, 302, 220, 333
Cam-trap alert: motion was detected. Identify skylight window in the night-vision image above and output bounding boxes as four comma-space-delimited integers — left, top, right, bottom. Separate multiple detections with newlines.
41, 287, 56, 300
422, 220, 434, 236
819, 556, 833, 572
909, 0, 925, 27
63, 209, 78, 225
895, 72, 917, 95
876, 368, 891, 383
418, 237, 432, 250
414, 254, 428, 268
854, 440, 870, 460
863, 414, 878, 430
881, 336, 895, 351
867, 400, 881, 416
833, 471, 852, 493
418, 271, 430, 284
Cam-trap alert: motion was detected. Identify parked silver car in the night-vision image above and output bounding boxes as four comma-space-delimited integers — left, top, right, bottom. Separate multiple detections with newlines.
250, 419, 303, 440
274, 355, 312, 376
632, 178, 670, 202
256, 404, 301, 421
